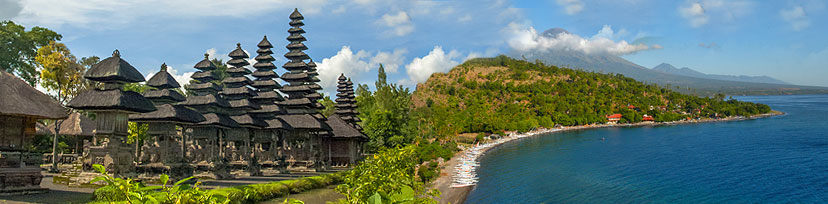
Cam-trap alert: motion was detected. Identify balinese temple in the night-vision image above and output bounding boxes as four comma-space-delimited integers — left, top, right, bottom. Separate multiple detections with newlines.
250, 36, 291, 174
0, 70, 68, 195
182, 54, 238, 179
323, 74, 368, 167
222, 43, 267, 175
130, 63, 205, 181
67, 50, 157, 177
276, 8, 330, 171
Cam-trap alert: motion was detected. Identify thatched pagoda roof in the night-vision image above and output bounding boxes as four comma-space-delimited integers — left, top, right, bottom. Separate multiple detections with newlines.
194, 53, 216, 71
146, 63, 180, 89
289, 8, 304, 20
84, 50, 145, 83
181, 95, 231, 108
130, 104, 206, 124
144, 89, 186, 102
264, 118, 291, 130
277, 114, 329, 130
229, 43, 249, 58
257, 36, 273, 48
191, 71, 218, 81
36, 113, 94, 136
198, 113, 239, 128
67, 89, 156, 113
252, 70, 278, 78
0, 70, 68, 119
325, 115, 367, 140
231, 114, 267, 128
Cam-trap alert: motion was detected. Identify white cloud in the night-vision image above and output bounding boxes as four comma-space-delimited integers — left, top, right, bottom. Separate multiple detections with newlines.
556, 0, 584, 15
678, 0, 754, 28
144, 64, 195, 91
404, 46, 463, 84
507, 23, 660, 56
780, 6, 810, 31
316, 46, 408, 91
377, 11, 415, 37
11, 0, 329, 28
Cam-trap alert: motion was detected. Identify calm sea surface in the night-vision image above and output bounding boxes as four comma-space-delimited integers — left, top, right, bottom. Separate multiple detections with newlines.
466, 95, 828, 203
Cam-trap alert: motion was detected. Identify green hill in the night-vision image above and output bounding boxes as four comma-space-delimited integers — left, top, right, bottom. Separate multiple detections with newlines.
411, 56, 771, 135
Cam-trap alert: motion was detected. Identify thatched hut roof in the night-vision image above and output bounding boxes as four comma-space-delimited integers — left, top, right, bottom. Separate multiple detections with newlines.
230, 114, 267, 128
198, 113, 239, 128
264, 118, 291, 130
325, 115, 367, 140
84, 50, 145, 83
194, 53, 216, 71
257, 36, 273, 48
290, 8, 304, 20
229, 43, 249, 58
67, 89, 156, 113
146, 63, 180, 89
144, 89, 186, 102
277, 114, 329, 130
37, 112, 94, 136
0, 70, 68, 119
129, 104, 205, 124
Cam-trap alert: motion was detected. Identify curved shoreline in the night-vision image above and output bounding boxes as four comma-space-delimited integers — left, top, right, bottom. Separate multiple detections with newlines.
433, 110, 784, 204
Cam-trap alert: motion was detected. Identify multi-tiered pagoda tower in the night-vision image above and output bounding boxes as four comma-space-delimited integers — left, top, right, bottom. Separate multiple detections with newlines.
131, 63, 205, 181
182, 54, 238, 179
276, 8, 329, 171
222, 44, 267, 175
335, 76, 361, 130
250, 36, 290, 174
67, 50, 157, 177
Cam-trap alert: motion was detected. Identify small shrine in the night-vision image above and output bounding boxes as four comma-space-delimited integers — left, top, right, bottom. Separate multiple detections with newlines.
67, 50, 157, 177
323, 74, 368, 167
250, 36, 292, 175
130, 63, 206, 181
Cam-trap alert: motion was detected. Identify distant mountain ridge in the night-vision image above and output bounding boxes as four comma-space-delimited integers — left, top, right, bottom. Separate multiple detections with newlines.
511, 28, 828, 96
652, 63, 790, 85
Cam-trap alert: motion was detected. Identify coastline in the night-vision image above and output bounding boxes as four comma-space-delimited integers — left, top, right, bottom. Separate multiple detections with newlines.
432, 110, 784, 204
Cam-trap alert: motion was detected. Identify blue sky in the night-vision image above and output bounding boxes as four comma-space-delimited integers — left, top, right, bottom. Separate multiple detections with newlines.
3, 0, 827, 94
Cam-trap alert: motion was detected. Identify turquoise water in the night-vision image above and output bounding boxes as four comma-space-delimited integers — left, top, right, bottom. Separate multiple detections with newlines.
466, 95, 828, 203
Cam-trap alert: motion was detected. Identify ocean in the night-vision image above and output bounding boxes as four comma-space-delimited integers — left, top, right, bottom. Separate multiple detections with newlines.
465, 94, 828, 203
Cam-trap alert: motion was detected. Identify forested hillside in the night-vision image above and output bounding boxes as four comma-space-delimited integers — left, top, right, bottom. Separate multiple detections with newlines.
412, 56, 771, 136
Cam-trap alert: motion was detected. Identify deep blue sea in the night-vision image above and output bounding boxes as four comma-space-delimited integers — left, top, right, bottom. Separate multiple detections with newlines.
465, 95, 828, 203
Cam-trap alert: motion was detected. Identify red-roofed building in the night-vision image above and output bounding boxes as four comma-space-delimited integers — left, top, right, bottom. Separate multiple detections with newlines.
642, 114, 654, 122
607, 114, 623, 124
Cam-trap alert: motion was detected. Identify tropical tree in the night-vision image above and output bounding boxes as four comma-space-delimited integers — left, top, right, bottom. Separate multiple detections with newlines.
356, 65, 416, 152
1, 21, 62, 85
36, 40, 89, 172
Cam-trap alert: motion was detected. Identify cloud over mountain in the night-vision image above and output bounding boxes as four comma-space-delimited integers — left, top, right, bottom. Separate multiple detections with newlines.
507, 24, 660, 56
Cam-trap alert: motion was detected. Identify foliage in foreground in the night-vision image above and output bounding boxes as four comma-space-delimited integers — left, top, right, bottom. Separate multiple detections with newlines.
91, 164, 229, 204
90, 163, 344, 204
335, 145, 441, 204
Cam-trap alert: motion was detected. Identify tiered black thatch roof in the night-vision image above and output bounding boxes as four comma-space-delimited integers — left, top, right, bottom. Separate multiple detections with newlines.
277, 8, 327, 132
183, 53, 238, 129
223, 43, 266, 128
334, 74, 361, 130
250, 35, 289, 129
68, 50, 156, 113
0, 70, 68, 119
131, 64, 205, 124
